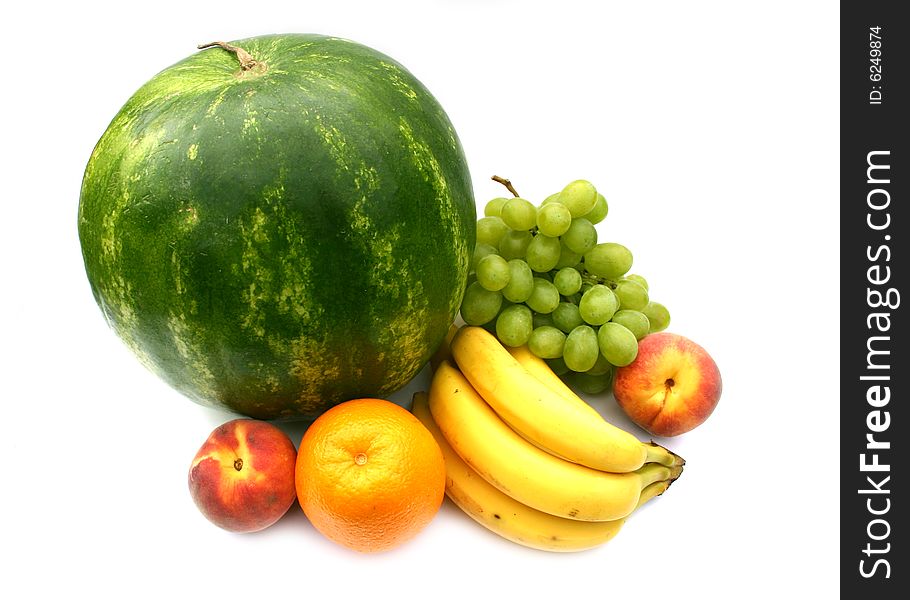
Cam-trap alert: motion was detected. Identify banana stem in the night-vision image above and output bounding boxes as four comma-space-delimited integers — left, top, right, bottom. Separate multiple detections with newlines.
636, 480, 670, 509
644, 441, 686, 467
636, 463, 678, 488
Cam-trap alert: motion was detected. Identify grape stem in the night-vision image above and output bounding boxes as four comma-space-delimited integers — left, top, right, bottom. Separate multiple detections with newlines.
581, 272, 615, 288
491, 175, 520, 198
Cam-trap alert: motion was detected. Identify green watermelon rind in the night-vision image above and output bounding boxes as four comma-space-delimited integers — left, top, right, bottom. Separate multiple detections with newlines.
78, 34, 476, 420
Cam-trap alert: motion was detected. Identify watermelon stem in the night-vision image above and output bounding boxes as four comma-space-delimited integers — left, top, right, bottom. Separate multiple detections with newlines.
197, 41, 259, 71
491, 175, 520, 198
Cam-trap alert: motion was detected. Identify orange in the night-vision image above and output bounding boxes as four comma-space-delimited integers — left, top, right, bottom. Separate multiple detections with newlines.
295, 398, 446, 552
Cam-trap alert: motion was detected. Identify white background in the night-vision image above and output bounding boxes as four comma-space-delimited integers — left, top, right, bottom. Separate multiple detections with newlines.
2, 1, 839, 598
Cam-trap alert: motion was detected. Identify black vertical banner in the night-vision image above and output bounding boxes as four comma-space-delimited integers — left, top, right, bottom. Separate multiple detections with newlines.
841, 1, 906, 595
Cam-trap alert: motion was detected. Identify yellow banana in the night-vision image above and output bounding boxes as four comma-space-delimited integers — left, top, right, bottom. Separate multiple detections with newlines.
507, 343, 683, 468
451, 326, 682, 472
506, 344, 601, 418
412, 390, 670, 552
428, 361, 681, 521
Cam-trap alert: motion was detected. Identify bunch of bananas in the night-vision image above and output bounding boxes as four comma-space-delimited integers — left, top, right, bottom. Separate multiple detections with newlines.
412, 325, 684, 552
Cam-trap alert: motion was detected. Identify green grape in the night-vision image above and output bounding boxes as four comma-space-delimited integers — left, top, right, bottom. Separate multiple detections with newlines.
559, 180, 598, 217
526, 235, 561, 272
623, 273, 648, 291
563, 325, 600, 372
584, 243, 633, 279
502, 259, 534, 302
499, 230, 533, 260
610, 310, 651, 340
496, 304, 533, 347
561, 218, 597, 254
613, 279, 649, 311
500, 197, 537, 231
536, 202, 572, 237
571, 370, 613, 395
552, 302, 584, 333
642, 302, 671, 333
528, 325, 567, 359
476, 216, 509, 247
553, 267, 582, 296
541, 192, 562, 206
586, 353, 613, 377
546, 356, 570, 375
484, 197, 509, 217
554, 243, 582, 269
532, 311, 555, 329
526, 278, 560, 314
460, 282, 502, 326
578, 284, 619, 325
586, 193, 609, 224
597, 322, 639, 366
471, 243, 498, 271
476, 254, 511, 291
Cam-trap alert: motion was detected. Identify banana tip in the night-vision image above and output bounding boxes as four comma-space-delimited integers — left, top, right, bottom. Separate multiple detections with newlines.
667, 464, 684, 485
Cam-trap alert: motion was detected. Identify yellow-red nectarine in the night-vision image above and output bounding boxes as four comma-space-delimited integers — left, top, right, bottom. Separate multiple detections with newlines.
188, 419, 297, 533
614, 333, 722, 437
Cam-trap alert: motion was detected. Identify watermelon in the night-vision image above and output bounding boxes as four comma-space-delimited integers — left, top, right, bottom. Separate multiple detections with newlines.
78, 34, 475, 420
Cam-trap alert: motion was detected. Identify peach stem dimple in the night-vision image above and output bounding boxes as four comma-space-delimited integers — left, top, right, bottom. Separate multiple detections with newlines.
233, 458, 243, 471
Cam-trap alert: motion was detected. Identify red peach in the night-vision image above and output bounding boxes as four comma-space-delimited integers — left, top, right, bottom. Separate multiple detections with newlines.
188, 419, 297, 532
613, 332, 722, 437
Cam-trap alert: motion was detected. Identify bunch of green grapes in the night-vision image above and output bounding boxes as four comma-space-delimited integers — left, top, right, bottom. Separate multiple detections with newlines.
460, 178, 671, 394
